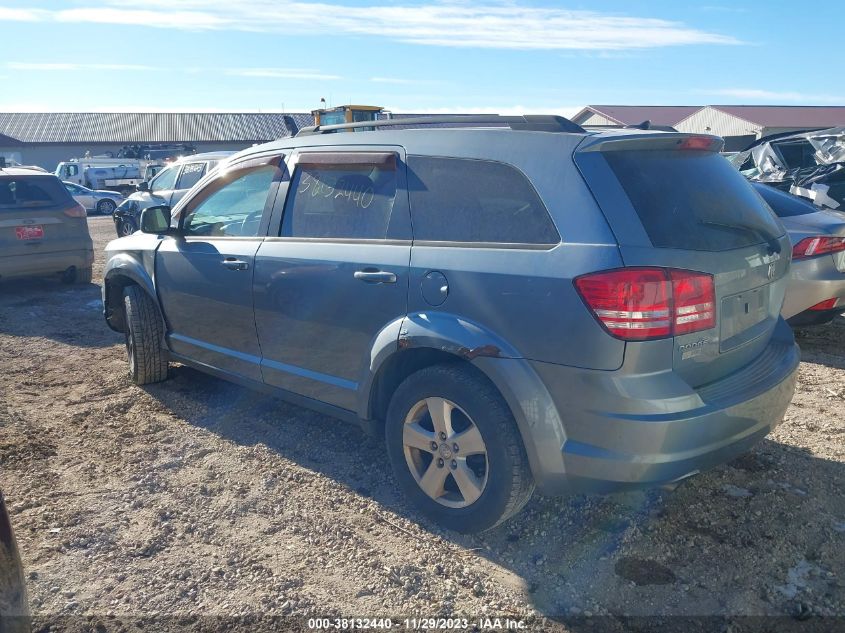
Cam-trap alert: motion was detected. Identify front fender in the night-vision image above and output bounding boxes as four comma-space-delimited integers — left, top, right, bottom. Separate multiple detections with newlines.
102, 251, 162, 333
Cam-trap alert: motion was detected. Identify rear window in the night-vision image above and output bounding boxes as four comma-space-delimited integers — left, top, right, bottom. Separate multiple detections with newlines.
605, 150, 784, 251
753, 183, 817, 218
0, 176, 73, 210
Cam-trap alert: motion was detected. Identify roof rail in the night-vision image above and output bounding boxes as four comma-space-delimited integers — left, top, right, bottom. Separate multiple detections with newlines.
296, 114, 586, 136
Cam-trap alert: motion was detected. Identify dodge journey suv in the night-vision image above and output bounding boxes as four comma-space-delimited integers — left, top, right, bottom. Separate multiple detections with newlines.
102, 116, 800, 532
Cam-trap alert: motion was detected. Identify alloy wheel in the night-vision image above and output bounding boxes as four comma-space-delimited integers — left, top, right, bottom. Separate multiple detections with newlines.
402, 397, 489, 508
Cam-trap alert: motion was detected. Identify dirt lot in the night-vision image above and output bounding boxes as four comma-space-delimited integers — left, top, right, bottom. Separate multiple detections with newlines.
1, 216, 844, 630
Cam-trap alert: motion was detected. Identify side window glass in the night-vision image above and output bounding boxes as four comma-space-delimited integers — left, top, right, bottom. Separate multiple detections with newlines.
182, 166, 276, 238
175, 162, 206, 190
407, 156, 559, 245
150, 165, 179, 193
67, 165, 79, 177
281, 161, 397, 239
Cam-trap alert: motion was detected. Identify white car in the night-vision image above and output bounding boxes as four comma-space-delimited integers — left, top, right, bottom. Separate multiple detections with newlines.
62, 181, 124, 215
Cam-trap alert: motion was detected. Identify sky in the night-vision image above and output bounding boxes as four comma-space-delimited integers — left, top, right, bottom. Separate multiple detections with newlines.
0, 0, 841, 114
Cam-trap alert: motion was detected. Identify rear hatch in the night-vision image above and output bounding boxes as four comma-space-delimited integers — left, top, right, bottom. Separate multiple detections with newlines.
0, 173, 89, 258
575, 133, 790, 387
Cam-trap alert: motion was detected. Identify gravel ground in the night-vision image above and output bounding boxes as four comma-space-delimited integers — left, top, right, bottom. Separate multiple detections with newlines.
1, 216, 844, 631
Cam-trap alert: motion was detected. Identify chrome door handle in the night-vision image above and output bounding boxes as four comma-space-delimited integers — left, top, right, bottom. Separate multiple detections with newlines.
354, 269, 397, 284
222, 258, 249, 271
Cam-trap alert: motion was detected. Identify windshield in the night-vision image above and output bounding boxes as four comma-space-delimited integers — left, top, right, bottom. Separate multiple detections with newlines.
605, 149, 785, 251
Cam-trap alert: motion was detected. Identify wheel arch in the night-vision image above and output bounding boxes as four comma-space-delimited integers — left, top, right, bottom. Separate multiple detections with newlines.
361, 312, 562, 484
102, 254, 163, 334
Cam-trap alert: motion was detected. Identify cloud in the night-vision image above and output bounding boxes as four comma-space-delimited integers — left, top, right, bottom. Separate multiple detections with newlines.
0, 1, 742, 50
225, 68, 341, 80
705, 88, 845, 104
0, 7, 48, 21
7, 62, 157, 71
370, 77, 420, 85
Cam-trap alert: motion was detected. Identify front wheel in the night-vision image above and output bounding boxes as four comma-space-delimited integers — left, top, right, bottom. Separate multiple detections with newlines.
385, 364, 534, 533
123, 285, 169, 385
118, 218, 137, 237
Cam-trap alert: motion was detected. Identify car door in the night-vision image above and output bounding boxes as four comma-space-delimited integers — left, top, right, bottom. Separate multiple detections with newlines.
155, 155, 287, 381
146, 163, 181, 208
253, 147, 412, 411
170, 161, 208, 208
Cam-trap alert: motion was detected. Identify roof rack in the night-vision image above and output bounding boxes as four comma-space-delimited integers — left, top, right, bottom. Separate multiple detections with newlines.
296, 114, 586, 136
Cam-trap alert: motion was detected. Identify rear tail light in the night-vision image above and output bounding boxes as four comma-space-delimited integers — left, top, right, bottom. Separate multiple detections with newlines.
679, 136, 718, 151
809, 298, 839, 311
792, 236, 845, 259
575, 268, 716, 341
63, 203, 87, 218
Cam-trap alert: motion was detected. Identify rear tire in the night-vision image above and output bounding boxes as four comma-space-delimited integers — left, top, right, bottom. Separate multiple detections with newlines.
61, 266, 92, 284
385, 364, 534, 533
97, 199, 117, 215
123, 285, 169, 385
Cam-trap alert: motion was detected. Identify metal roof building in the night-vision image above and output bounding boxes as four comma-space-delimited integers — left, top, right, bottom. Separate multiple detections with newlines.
0, 112, 314, 170
573, 105, 845, 151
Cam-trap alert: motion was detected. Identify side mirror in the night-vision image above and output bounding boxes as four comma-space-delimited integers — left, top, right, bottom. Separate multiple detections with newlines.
140, 205, 172, 234
137, 181, 149, 192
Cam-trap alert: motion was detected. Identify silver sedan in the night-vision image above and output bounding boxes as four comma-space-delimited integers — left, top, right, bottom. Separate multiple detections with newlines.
62, 181, 124, 215
755, 183, 845, 325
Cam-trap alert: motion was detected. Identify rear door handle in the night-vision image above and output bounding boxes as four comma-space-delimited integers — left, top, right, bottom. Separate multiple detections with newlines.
354, 269, 397, 284
222, 258, 250, 271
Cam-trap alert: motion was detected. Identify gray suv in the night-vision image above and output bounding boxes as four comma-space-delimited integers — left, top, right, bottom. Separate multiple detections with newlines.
103, 116, 800, 533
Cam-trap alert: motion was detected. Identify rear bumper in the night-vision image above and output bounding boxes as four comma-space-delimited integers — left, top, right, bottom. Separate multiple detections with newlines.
480, 320, 800, 496
0, 248, 94, 280
781, 257, 845, 319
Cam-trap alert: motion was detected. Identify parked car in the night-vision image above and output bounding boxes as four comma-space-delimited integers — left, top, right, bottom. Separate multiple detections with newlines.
103, 116, 799, 533
111, 152, 233, 237
753, 183, 845, 325
731, 127, 845, 211
0, 491, 29, 631
0, 166, 94, 284
63, 181, 124, 215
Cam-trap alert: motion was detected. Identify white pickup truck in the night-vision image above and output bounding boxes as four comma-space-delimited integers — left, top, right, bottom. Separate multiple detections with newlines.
55, 158, 160, 196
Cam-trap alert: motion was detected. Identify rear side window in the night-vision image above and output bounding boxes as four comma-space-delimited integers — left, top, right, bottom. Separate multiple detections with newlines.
407, 156, 559, 245
176, 162, 206, 190
753, 183, 817, 218
604, 150, 784, 251
282, 163, 397, 239
0, 176, 72, 210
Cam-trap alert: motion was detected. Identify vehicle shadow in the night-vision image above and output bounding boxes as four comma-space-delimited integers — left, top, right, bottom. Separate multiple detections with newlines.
794, 316, 845, 371
143, 364, 845, 621
0, 278, 119, 349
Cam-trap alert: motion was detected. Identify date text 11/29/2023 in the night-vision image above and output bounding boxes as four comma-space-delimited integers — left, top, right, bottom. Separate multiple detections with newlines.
307, 617, 527, 630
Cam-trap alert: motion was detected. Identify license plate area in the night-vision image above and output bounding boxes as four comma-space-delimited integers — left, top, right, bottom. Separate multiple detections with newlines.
15, 225, 44, 240
720, 285, 771, 352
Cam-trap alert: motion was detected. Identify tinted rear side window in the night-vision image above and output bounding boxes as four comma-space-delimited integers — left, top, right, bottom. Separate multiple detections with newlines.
604, 150, 784, 251
0, 176, 72, 210
408, 156, 559, 245
176, 162, 206, 190
753, 183, 817, 218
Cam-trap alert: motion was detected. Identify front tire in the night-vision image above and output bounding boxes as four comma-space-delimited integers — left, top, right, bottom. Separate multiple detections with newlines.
97, 199, 117, 215
385, 364, 534, 533
123, 285, 169, 385
118, 218, 137, 237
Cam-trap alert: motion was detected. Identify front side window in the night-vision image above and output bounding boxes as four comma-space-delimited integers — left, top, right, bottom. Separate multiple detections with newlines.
149, 165, 179, 193
66, 164, 79, 177
281, 161, 397, 239
407, 156, 559, 245
182, 166, 276, 237
176, 162, 206, 190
